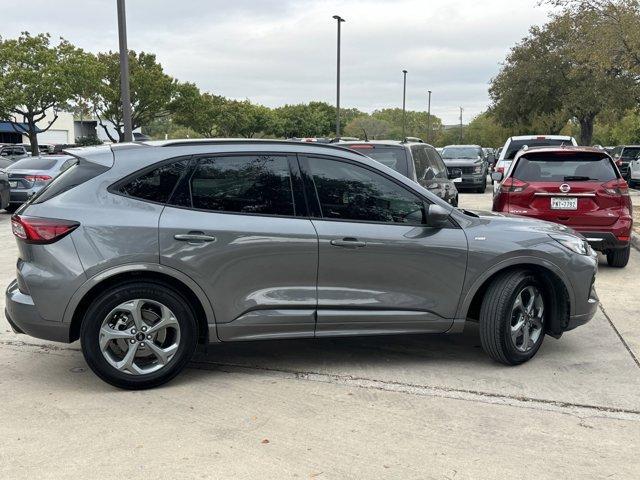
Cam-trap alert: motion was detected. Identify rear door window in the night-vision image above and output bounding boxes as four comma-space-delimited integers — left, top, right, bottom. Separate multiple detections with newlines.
426, 148, 447, 179
513, 153, 618, 182
184, 155, 296, 216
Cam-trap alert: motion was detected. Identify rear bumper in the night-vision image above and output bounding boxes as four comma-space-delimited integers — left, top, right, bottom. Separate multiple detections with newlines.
5, 279, 71, 343
9, 188, 37, 204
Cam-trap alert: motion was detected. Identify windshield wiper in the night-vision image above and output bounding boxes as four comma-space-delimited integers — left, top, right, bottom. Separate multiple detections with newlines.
563, 176, 594, 181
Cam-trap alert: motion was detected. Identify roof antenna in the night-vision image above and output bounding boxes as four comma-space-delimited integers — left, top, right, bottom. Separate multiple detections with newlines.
362, 128, 369, 142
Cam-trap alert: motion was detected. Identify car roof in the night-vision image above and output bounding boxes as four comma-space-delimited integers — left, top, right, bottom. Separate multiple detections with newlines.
508, 135, 574, 141
339, 140, 433, 148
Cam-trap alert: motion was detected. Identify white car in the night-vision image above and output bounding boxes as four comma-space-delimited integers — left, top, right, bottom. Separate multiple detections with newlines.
493, 135, 577, 192
629, 153, 640, 188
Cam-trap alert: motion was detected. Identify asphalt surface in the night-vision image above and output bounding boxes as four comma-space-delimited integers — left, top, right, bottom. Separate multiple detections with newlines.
1, 191, 639, 479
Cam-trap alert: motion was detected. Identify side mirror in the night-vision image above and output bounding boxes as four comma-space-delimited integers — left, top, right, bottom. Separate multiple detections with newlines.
426, 204, 451, 229
491, 172, 503, 182
448, 168, 462, 180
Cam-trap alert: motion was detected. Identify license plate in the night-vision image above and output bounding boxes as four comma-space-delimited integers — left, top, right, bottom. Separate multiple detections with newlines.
551, 197, 577, 210
9, 181, 17, 188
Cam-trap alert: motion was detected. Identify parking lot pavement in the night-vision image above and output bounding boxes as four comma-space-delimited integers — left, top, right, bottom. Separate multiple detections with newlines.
1, 197, 640, 479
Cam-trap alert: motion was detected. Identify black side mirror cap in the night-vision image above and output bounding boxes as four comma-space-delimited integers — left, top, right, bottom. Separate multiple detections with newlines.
426, 204, 451, 229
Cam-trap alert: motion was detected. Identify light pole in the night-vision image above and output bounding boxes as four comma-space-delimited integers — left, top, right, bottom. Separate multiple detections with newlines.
427, 90, 432, 143
459, 106, 464, 143
117, 0, 133, 142
333, 15, 345, 138
402, 70, 407, 139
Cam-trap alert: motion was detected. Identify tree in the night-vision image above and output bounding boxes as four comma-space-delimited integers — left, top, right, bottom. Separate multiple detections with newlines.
344, 115, 390, 139
490, 11, 638, 145
170, 83, 226, 137
270, 103, 333, 138
92, 50, 176, 142
0, 33, 89, 155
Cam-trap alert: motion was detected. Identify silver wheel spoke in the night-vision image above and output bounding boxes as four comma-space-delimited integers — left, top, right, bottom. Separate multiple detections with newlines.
521, 325, 531, 351
99, 326, 133, 351
117, 299, 147, 330
146, 308, 179, 335
146, 341, 178, 365
531, 316, 543, 329
525, 287, 536, 314
115, 342, 140, 373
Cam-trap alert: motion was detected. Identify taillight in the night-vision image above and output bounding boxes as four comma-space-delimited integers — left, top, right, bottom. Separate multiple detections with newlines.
11, 215, 79, 244
615, 159, 623, 167
24, 175, 52, 183
602, 179, 629, 195
496, 166, 504, 174
500, 177, 529, 193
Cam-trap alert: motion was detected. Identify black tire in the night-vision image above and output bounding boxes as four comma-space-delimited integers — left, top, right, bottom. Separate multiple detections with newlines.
479, 270, 546, 365
475, 178, 487, 193
80, 281, 198, 389
451, 195, 458, 207
606, 245, 630, 268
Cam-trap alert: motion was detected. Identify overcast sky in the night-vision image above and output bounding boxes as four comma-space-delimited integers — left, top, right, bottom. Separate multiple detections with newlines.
3, 0, 555, 124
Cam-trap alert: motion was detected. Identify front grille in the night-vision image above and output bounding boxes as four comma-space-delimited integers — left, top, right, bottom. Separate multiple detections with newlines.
448, 166, 476, 175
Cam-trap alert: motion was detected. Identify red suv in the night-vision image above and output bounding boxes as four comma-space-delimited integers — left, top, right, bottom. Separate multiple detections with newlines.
493, 147, 632, 267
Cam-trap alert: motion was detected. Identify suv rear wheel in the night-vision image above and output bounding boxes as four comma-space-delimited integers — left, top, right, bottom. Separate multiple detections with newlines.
606, 245, 630, 268
479, 270, 545, 365
80, 282, 198, 389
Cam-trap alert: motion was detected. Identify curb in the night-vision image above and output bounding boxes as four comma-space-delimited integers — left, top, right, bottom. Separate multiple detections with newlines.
632, 232, 640, 252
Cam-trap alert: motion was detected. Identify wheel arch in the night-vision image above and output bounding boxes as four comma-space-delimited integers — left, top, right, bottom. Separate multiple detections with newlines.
460, 258, 573, 337
65, 264, 217, 344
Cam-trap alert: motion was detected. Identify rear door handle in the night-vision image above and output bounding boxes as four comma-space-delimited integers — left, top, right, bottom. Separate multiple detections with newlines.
330, 237, 367, 248
174, 232, 217, 244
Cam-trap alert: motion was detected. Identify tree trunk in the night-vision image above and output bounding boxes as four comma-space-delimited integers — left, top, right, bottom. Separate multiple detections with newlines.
27, 116, 39, 156
579, 114, 595, 146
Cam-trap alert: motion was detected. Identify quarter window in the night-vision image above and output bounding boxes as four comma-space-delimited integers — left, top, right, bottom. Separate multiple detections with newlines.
187, 155, 295, 216
119, 159, 189, 203
308, 157, 426, 224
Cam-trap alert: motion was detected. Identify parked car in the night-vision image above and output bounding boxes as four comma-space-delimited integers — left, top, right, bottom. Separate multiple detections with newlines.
0, 169, 10, 210
5, 155, 76, 212
629, 153, 640, 188
493, 135, 577, 192
492, 146, 632, 267
0, 144, 29, 164
440, 145, 488, 193
483, 147, 496, 166
612, 145, 640, 180
6, 140, 599, 389
341, 140, 460, 206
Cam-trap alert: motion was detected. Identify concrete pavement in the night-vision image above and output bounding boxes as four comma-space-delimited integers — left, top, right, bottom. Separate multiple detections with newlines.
1, 193, 639, 479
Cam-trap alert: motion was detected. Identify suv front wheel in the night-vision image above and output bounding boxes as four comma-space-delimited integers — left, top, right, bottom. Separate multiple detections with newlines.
479, 270, 546, 365
80, 282, 198, 389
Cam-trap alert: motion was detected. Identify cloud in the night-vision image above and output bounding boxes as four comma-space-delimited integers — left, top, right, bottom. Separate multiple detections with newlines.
2, 0, 554, 123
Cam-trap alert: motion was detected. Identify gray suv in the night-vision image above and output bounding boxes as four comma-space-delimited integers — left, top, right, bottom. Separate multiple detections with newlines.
441, 145, 489, 192
341, 140, 460, 206
6, 140, 599, 389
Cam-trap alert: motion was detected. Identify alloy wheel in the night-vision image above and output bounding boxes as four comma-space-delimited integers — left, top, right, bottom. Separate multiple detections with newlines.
510, 286, 544, 353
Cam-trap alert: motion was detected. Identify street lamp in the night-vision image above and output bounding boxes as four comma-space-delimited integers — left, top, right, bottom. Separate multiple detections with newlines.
117, 0, 133, 142
427, 90, 432, 144
402, 70, 407, 139
333, 15, 345, 138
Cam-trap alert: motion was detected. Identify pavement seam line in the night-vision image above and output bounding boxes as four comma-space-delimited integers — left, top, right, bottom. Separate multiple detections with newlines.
188, 360, 640, 421
598, 304, 640, 369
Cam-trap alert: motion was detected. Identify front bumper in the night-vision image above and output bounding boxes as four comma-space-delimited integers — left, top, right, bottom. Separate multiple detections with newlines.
457, 174, 485, 188
5, 279, 71, 343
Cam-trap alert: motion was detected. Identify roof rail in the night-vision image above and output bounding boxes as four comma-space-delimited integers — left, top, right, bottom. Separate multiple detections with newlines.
402, 136, 424, 144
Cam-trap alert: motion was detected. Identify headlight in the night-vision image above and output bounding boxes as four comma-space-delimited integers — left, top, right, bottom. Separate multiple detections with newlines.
473, 165, 483, 174
549, 234, 589, 255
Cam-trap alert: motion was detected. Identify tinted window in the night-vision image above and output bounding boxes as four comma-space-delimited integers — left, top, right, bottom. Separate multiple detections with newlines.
8, 157, 57, 170
120, 159, 189, 203
308, 157, 426, 224
426, 148, 447, 179
32, 160, 110, 205
188, 155, 294, 216
344, 145, 409, 176
411, 146, 430, 180
621, 147, 640, 160
505, 139, 572, 159
513, 154, 618, 182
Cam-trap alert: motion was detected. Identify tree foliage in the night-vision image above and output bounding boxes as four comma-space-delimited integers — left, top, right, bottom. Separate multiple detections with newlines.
0, 32, 90, 154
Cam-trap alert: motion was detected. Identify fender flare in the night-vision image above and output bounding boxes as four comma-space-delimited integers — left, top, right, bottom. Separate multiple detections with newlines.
455, 255, 575, 319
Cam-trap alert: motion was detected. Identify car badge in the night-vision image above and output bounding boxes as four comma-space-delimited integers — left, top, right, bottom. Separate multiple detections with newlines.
559, 183, 571, 193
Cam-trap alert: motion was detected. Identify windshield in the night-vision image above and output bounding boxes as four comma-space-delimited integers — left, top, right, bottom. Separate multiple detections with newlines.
345, 145, 409, 176
513, 153, 617, 182
504, 139, 571, 160
441, 147, 480, 159
621, 147, 640, 160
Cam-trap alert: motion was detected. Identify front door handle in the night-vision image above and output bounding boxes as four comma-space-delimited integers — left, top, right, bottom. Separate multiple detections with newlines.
330, 237, 367, 248
174, 232, 217, 244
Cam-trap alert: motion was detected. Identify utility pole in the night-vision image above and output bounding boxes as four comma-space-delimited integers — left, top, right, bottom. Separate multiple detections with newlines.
333, 15, 345, 138
459, 106, 464, 143
402, 70, 408, 139
427, 90, 432, 143
117, 0, 133, 142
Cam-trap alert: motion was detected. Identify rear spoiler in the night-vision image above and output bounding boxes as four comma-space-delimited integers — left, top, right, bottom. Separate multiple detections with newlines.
62, 144, 114, 168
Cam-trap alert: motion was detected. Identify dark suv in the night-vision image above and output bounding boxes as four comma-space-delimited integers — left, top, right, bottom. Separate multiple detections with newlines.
612, 145, 640, 180
341, 140, 460, 206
